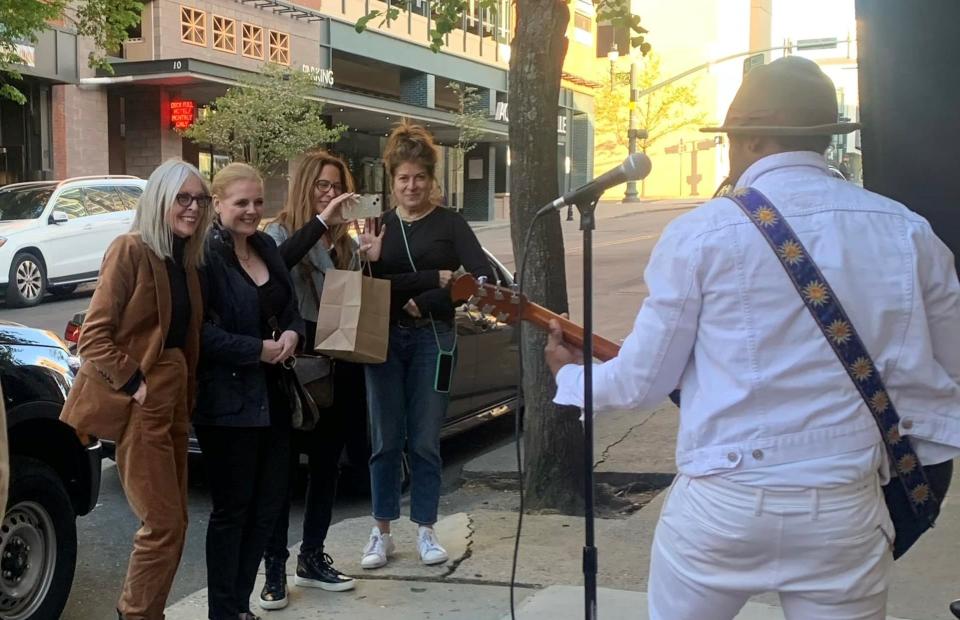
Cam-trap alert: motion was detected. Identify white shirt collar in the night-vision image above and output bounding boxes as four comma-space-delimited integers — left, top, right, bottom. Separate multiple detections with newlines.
735, 151, 830, 189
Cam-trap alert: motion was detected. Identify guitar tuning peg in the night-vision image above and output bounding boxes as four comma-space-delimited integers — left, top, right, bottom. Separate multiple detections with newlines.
493, 289, 504, 300
481, 303, 495, 315
477, 275, 488, 287
496, 312, 510, 323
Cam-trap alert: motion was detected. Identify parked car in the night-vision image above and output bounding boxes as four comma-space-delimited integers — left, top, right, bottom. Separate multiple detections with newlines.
0, 176, 147, 307
0, 320, 102, 619
63, 248, 521, 466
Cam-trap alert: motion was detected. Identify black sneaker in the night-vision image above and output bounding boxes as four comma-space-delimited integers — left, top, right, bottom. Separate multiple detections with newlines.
294, 550, 356, 592
258, 555, 288, 610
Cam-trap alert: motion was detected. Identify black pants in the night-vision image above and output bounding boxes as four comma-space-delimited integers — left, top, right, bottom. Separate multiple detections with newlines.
265, 359, 368, 559
195, 417, 291, 619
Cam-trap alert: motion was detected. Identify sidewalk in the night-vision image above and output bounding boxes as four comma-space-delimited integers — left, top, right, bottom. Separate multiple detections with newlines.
468, 197, 703, 232
165, 402, 959, 619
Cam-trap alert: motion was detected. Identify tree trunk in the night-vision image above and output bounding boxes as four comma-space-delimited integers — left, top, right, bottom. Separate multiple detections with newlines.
509, 0, 584, 514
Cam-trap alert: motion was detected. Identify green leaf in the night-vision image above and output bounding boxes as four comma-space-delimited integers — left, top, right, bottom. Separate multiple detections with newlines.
355, 11, 382, 33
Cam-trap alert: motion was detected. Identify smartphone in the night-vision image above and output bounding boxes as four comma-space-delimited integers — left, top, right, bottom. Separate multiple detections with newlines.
342, 193, 383, 220
434, 350, 455, 393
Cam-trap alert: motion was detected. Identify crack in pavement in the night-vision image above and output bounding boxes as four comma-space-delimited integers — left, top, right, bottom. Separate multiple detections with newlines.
345, 572, 542, 590
443, 512, 475, 579
593, 409, 658, 469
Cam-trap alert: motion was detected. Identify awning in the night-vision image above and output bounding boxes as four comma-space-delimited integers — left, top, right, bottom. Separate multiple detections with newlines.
88, 58, 509, 144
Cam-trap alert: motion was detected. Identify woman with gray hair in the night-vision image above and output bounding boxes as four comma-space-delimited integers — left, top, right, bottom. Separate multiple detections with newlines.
60, 158, 212, 620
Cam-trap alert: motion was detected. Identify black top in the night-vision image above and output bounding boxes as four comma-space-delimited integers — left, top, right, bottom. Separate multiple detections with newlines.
257, 277, 288, 339
164, 236, 191, 350
373, 207, 494, 324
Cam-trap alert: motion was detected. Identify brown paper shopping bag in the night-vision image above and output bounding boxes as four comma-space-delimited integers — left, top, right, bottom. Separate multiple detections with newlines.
314, 267, 390, 364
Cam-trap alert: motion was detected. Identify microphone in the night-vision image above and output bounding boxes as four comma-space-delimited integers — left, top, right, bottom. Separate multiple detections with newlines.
539, 153, 652, 215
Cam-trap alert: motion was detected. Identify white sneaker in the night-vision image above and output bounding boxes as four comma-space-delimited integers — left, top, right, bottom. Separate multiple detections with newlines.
360, 527, 394, 569
417, 526, 449, 565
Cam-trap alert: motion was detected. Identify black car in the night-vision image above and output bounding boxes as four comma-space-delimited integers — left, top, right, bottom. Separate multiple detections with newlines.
64, 249, 521, 463
0, 322, 102, 620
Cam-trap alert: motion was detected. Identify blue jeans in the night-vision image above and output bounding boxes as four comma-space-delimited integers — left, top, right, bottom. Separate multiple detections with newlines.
365, 323, 455, 525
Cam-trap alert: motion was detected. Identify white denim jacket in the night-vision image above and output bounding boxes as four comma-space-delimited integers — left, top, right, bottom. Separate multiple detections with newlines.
554, 152, 960, 479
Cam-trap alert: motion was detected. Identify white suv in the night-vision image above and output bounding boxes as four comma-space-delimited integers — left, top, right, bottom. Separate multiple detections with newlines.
0, 176, 147, 307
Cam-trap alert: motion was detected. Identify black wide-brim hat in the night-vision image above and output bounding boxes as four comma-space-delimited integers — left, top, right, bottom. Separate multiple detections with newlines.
701, 56, 861, 136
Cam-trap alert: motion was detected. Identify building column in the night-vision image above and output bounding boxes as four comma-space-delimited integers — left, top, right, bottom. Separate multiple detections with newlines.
53, 84, 110, 178
399, 72, 435, 108
750, 0, 773, 61
123, 89, 183, 179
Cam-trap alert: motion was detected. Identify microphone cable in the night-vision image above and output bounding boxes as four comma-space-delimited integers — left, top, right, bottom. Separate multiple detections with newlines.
509, 206, 553, 619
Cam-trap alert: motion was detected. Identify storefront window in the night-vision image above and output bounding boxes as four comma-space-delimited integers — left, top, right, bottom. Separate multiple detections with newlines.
198, 151, 231, 182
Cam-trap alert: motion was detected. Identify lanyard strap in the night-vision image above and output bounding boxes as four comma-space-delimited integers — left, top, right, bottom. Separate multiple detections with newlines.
728, 187, 936, 522
397, 211, 457, 355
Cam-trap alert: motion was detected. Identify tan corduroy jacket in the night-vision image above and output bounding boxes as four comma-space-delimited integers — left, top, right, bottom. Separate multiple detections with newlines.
60, 234, 203, 441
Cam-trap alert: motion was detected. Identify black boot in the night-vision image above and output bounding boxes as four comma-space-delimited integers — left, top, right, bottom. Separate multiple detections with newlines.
258, 554, 288, 610
294, 549, 355, 592
950, 599, 960, 619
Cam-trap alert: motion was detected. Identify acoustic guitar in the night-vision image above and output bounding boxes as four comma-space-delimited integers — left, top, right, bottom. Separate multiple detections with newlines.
451, 274, 621, 362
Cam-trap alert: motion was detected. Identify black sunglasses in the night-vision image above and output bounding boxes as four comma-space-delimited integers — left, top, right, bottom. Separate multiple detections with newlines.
175, 192, 212, 209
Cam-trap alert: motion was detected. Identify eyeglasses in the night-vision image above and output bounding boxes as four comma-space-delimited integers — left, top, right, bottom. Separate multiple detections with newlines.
174, 193, 212, 209
314, 179, 344, 195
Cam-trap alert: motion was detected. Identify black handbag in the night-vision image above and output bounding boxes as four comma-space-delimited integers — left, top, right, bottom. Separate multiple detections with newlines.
294, 354, 334, 417
279, 355, 334, 432
730, 187, 949, 560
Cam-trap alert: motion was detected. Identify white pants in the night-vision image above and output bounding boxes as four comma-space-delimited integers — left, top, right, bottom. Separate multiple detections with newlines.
649, 474, 894, 620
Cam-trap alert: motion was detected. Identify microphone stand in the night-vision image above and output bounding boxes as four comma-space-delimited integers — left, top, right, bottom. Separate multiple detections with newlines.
576, 195, 600, 620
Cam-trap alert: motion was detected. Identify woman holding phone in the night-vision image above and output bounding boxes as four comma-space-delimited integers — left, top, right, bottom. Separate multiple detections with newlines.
360, 121, 494, 569
259, 150, 383, 609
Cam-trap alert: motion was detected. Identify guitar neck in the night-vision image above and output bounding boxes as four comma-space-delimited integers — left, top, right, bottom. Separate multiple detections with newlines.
520, 300, 620, 362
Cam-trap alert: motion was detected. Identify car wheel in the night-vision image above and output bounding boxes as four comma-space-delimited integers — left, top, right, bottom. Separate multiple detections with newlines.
48, 284, 77, 298
0, 457, 77, 620
6, 253, 46, 308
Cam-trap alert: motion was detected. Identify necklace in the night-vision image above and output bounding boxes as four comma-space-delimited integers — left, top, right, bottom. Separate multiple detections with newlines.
398, 205, 435, 223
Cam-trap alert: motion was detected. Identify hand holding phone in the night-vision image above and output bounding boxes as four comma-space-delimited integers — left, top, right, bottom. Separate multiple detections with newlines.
342, 194, 383, 220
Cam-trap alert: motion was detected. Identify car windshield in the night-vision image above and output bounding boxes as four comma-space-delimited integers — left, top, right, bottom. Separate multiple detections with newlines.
0, 185, 55, 220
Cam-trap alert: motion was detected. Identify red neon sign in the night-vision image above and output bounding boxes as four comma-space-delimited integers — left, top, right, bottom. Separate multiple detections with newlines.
169, 99, 197, 130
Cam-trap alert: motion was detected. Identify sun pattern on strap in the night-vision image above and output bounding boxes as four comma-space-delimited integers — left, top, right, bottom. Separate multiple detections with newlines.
850, 357, 873, 382
754, 206, 778, 227
826, 319, 852, 345
728, 187, 938, 519
886, 425, 902, 445
802, 280, 829, 307
777, 239, 804, 266
897, 454, 918, 475
911, 484, 931, 505
869, 390, 890, 414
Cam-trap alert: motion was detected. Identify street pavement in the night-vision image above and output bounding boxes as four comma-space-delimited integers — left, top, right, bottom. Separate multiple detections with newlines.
165, 401, 958, 619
